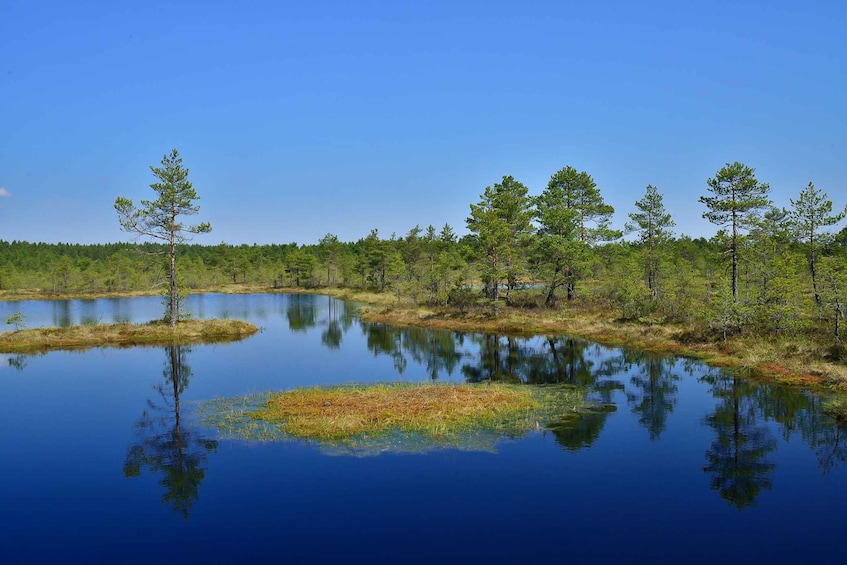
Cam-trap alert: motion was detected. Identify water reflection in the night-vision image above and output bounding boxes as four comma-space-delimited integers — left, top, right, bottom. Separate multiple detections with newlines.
321, 297, 358, 349
52, 300, 72, 327
123, 346, 218, 519
363, 323, 464, 379
321, 296, 343, 349
700, 370, 777, 509
5, 293, 847, 513
697, 367, 847, 508
811, 426, 847, 475
2, 353, 29, 371
547, 404, 617, 452
458, 335, 614, 388
353, 323, 847, 507
286, 294, 318, 332
107, 297, 132, 323
605, 350, 681, 440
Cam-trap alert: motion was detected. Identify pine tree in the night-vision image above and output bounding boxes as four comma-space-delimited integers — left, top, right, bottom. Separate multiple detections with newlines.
533, 172, 581, 305
115, 149, 211, 326
466, 176, 533, 312
700, 162, 771, 300
534, 166, 618, 304
789, 182, 846, 306
625, 184, 675, 299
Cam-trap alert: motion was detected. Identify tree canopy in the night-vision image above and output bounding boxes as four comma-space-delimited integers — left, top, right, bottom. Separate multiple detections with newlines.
115, 149, 211, 325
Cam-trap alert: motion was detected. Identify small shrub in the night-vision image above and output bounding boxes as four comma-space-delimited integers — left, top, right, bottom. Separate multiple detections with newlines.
447, 278, 476, 314
5, 312, 26, 331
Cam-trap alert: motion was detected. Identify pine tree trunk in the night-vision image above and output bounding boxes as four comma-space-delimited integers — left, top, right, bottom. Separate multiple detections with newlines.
731, 193, 738, 300
169, 219, 177, 327
545, 267, 561, 307
810, 236, 821, 306
731, 230, 738, 300
545, 283, 557, 307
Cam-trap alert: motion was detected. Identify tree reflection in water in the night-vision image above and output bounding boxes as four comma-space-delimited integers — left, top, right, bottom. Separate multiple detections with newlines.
110, 299, 847, 510
606, 349, 680, 440
321, 296, 343, 349
700, 370, 777, 509
461, 335, 601, 386
286, 294, 318, 332
547, 405, 617, 452
4, 353, 30, 371
696, 364, 847, 508
363, 322, 464, 379
124, 346, 218, 519
460, 335, 624, 451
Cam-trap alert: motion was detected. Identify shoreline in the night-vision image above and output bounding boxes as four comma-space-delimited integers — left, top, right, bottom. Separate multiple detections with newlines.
3, 284, 846, 391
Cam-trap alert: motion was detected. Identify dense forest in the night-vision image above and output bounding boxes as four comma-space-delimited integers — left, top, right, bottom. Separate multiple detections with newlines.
2, 162, 846, 349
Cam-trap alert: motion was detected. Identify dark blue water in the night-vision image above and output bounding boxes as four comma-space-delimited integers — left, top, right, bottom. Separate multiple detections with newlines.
2, 294, 846, 564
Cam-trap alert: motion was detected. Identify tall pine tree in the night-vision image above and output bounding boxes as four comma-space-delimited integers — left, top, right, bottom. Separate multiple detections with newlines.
700, 162, 771, 300
626, 184, 674, 299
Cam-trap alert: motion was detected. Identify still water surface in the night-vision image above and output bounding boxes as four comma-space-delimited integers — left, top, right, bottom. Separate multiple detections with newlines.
2, 294, 847, 563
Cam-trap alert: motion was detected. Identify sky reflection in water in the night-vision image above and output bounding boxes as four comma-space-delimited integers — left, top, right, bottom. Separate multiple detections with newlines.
2, 293, 847, 563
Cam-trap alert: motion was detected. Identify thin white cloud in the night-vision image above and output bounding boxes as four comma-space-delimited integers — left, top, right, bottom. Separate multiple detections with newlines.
0, 187, 10, 197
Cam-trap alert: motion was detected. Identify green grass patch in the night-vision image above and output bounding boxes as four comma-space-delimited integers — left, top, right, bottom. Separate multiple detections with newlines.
0, 318, 259, 352
196, 382, 598, 455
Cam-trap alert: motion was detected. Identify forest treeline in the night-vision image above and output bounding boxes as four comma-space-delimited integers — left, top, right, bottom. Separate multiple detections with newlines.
2, 162, 846, 347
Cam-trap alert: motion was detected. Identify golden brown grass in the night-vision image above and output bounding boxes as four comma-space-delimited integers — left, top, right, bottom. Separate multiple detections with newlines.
0, 318, 259, 353
252, 383, 540, 440
0, 288, 162, 302
198, 383, 590, 454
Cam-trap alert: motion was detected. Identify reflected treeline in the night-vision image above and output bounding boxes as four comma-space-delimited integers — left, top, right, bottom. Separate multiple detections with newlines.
461, 335, 615, 388
699, 370, 777, 509
49, 299, 104, 327
285, 295, 359, 349
284, 294, 468, 379
697, 366, 847, 509
461, 335, 628, 405
546, 405, 617, 452
461, 335, 625, 451
363, 322, 464, 378
286, 294, 318, 332
322, 296, 357, 349
626, 355, 679, 440
52, 300, 72, 327
435, 332, 847, 505
598, 349, 680, 440
124, 346, 218, 519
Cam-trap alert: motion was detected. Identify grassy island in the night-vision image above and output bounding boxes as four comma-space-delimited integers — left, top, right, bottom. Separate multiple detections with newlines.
254, 382, 539, 440
0, 318, 259, 353
199, 382, 597, 454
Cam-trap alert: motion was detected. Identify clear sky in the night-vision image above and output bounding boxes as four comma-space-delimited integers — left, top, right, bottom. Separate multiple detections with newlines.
1, 0, 845, 245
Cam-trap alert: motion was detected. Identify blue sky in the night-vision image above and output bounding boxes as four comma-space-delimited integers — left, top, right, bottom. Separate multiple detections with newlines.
1, 0, 845, 245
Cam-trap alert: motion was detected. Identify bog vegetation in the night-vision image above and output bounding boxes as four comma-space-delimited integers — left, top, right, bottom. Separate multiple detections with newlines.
2, 161, 846, 361
198, 382, 594, 453
0, 319, 258, 353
